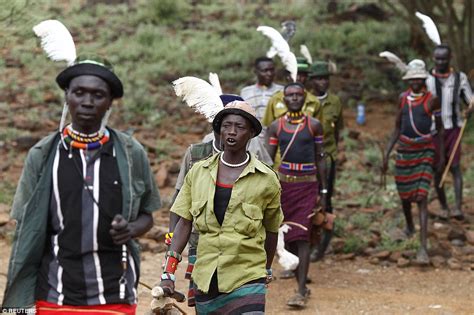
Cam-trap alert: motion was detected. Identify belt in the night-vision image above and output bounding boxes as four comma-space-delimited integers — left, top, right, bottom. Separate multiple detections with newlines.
278, 172, 317, 183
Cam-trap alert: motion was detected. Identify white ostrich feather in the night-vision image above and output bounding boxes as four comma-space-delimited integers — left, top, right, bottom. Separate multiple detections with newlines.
33, 19, 76, 66
300, 44, 313, 64
208, 72, 223, 95
328, 60, 338, 74
173, 76, 223, 122
277, 225, 299, 271
257, 26, 297, 81
415, 12, 441, 45
379, 51, 408, 72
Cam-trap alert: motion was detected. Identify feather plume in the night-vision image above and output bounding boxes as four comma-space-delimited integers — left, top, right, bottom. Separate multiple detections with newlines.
415, 12, 441, 45
300, 44, 313, 64
173, 77, 223, 122
257, 26, 297, 81
277, 225, 299, 271
33, 20, 76, 66
328, 60, 337, 74
208, 72, 223, 95
379, 51, 408, 72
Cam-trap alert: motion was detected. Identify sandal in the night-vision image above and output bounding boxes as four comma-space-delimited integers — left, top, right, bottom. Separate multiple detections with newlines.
450, 209, 464, 221
287, 289, 310, 308
287, 293, 307, 308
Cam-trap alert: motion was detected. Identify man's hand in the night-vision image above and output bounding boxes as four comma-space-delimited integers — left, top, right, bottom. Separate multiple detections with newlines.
159, 279, 175, 297
465, 98, 474, 118
110, 214, 134, 245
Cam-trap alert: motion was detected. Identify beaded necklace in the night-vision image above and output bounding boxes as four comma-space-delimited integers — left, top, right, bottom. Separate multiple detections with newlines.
63, 125, 110, 150
285, 111, 305, 124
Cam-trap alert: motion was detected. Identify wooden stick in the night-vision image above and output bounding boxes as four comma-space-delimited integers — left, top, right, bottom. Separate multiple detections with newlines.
439, 121, 467, 188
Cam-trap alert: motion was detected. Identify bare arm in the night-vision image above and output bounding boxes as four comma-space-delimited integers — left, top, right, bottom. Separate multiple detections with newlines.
383, 105, 403, 172
265, 120, 279, 162
310, 119, 327, 210
169, 190, 180, 232
430, 97, 445, 171
264, 231, 278, 269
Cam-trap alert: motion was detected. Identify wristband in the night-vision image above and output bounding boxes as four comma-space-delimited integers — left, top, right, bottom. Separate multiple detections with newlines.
166, 250, 183, 262
321, 189, 328, 194
161, 272, 176, 282
165, 233, 173, 246
164, 256, 179, 274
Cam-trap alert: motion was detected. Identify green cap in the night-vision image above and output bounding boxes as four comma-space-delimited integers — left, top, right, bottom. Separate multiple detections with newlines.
309, 61, 330, 77
297, 57, 310, 72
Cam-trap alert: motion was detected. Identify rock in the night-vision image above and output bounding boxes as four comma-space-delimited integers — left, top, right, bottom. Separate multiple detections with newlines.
156, 167, 168, 188
337, 253, 356, 260
462, 246, 474, 255
451, 239, 465, 247
389, 251, 402, 263
397, 257, 410, 268
433, 222, 445, 230
388, 228, 407, 242
447, 229, 466, 241
402, 250, 416, 259
168, 162, 181, 174
145, 225, 168, 242
430, 256, 446, 268
138, 239, 166, 253
369, 257, 379, 265
462, 255, 474, 263
447, 258, 462, 270
347, 129, 360, 140
0, 211, 10, 226
373, 250, 391, 259
363, 247, 376, 256
465, 231, 474, 245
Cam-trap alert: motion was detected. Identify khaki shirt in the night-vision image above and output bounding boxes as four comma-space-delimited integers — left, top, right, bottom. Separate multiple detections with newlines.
262, 90, 323, 127
320, 92, 344, 158
171, 153, 283, 293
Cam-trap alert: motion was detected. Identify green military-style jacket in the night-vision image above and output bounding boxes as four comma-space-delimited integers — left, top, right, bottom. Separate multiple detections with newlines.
171, 153, 283, 294
2, 129, 161, 308
320, 92, 344, 159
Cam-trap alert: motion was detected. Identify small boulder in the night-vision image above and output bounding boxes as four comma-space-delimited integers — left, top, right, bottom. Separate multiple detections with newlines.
397, 257, 410, 268
447, 258, 462, 270
430, 256, 445, 268
465, 231, 474, 245
373, 250, 391, 259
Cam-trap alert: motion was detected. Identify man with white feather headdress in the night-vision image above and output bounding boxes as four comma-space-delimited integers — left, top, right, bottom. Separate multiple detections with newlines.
414, 12, 474, 220
3, 20, 161, 313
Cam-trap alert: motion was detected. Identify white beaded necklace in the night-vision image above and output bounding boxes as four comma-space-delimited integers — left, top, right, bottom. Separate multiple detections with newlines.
220, 152, 250, 168
212, 139, 222, 153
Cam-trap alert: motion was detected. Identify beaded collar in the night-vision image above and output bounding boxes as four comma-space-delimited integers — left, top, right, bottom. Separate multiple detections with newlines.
62, 125, 110, 150
285, 111, 305, 124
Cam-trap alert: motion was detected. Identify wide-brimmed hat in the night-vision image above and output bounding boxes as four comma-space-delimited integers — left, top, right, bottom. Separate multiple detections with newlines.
56, 55, 124, 98
212, 101, 262, 137
402, 59, 428, 80
308, 61, 330, 77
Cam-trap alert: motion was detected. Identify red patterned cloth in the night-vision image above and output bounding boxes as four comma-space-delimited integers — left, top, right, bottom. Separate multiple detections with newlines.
36, 300, 136, 315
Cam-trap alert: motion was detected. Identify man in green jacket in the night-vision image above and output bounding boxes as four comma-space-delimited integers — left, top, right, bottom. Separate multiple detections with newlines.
2, 56, 161, 313
308, 61, 344, 261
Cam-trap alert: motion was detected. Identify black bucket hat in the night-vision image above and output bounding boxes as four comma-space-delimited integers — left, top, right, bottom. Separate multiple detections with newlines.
212, 101, 262, 137
56, 55, 123, 98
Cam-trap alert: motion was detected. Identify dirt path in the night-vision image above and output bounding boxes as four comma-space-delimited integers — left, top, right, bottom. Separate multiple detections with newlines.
1, 239, 472, 314
136, 250, 474, 314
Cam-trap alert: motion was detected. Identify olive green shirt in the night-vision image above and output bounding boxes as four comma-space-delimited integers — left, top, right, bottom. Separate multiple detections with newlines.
262, 90, 323, 127
171, 153, 283, 293
319, 92, 344, 158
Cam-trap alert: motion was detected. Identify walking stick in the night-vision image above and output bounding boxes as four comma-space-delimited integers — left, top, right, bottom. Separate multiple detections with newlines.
438, 120, 468, 188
